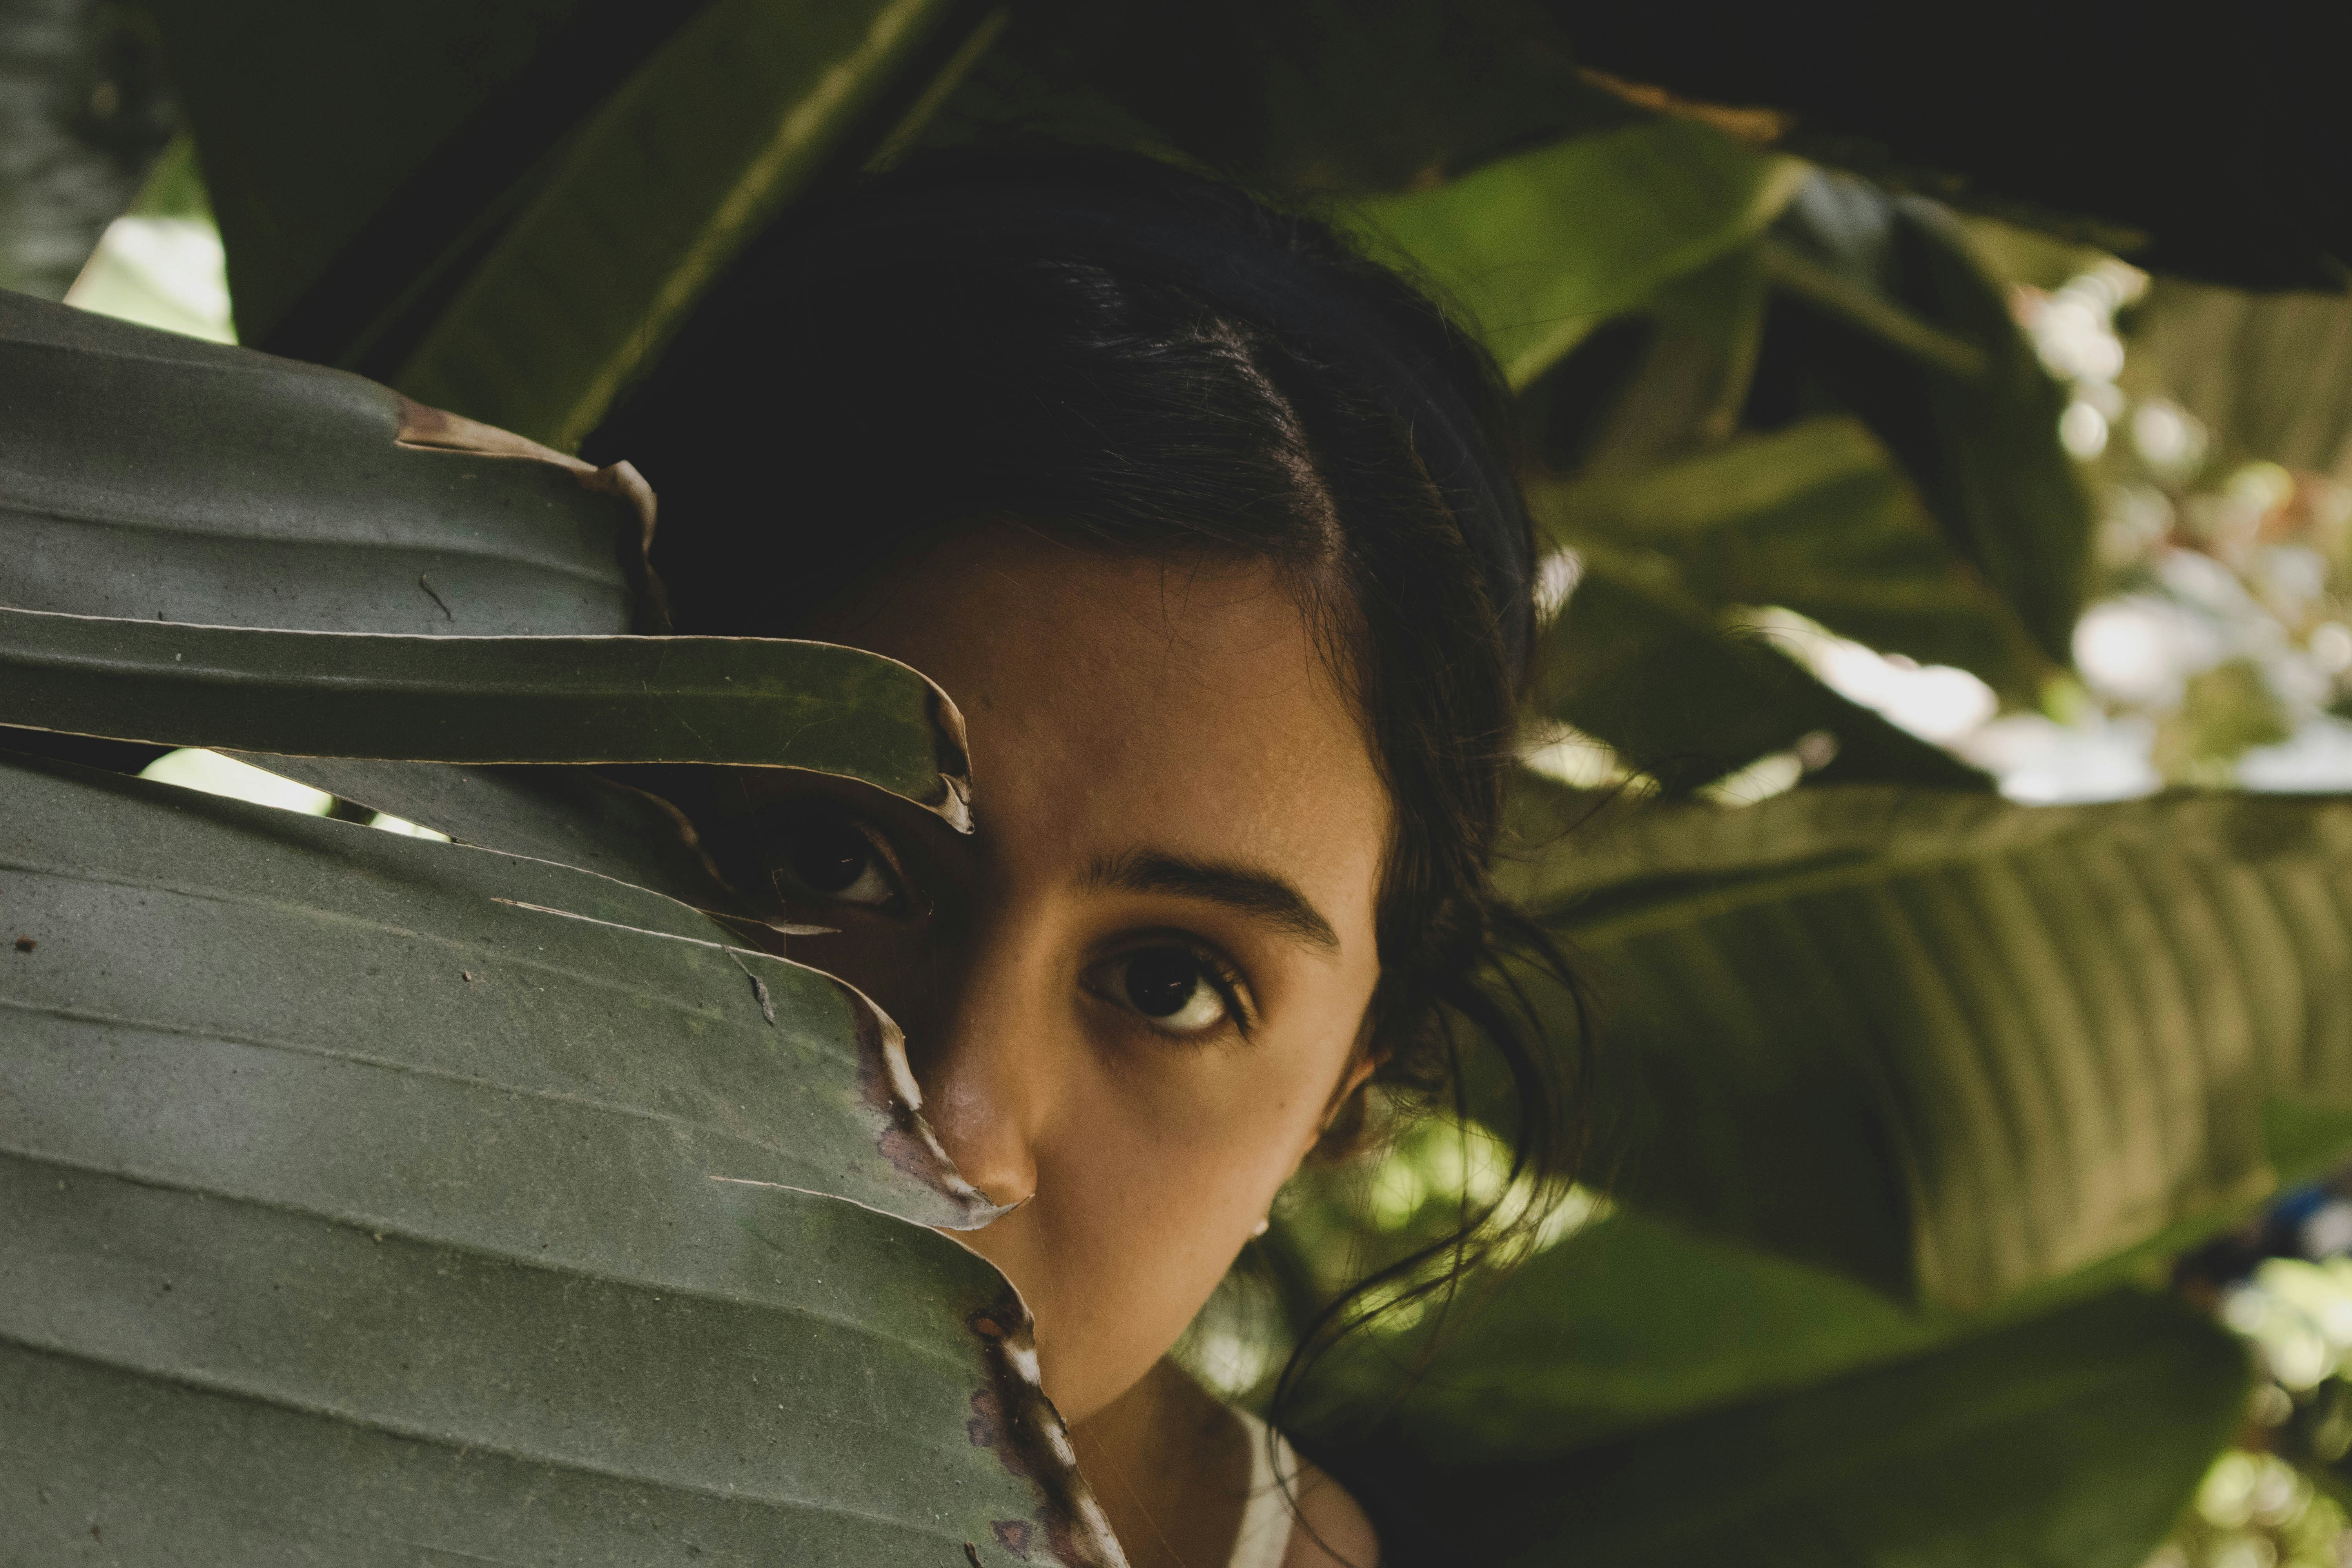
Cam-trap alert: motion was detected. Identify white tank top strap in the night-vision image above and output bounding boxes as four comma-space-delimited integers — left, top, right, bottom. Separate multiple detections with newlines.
1226, 1408, 1299, 1568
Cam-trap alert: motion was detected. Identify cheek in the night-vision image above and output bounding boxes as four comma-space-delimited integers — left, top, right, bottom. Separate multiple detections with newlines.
1011, 998, 1369, 1412
1080, 1061, 1316, 1222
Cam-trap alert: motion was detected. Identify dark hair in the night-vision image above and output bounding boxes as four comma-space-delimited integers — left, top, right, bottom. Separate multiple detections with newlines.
586, 142, 1588, 1445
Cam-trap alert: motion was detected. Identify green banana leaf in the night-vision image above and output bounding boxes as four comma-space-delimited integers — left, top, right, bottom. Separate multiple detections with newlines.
0, 608, 973, 831
1271, 1136, 2240, 1568
1756, 233, 1989, 381
0, 289, 648, 636
3, 290, 970, 830
1524, 241, 1771, 478
0, 751, 1116, 1564
148, 0, 995, 430
393, 0, 992, 447
1754, 173, 2091, 668
1536, 415, 2051, 702
1282, 1201, 2243, 1566
141, 0, 646, 352
0, 281, 1114, 1562
1353, 118, 1809, 389
1502, 780, 2352, 1308
2120, 274, 2352, 481
1004, 0, 1641, 195
1523, 173, 2087, 713
1294, 1209, 1956, 1462
231, 757, 740, 909
1534, 549, 1991, 793
1332, 1285, 2243, 1568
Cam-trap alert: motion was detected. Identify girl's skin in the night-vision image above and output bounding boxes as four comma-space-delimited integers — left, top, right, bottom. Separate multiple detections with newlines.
728, 525, 1385, 1566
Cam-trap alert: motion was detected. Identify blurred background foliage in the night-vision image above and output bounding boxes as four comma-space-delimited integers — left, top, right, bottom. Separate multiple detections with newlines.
16, 0, 2352, 1561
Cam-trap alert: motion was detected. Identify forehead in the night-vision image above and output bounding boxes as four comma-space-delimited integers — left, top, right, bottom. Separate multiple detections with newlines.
806, 527, 1391, 947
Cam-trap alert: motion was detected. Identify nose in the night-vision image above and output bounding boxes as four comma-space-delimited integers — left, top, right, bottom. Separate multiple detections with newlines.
901, 932, 1049, 1210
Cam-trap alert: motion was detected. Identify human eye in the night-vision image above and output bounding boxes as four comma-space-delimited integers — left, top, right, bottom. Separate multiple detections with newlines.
757, 808, 906, 914
1083, 939, 1253, 1039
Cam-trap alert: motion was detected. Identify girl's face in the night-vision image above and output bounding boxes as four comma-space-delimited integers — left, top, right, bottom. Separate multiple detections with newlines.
727, 526, 1388, 1422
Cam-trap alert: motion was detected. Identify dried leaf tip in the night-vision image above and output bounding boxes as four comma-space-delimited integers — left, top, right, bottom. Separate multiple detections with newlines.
846, 982, 1014, 1230
394, 397, 585, 468
930, 685, 976, 835
961, 1287, 1130, 1568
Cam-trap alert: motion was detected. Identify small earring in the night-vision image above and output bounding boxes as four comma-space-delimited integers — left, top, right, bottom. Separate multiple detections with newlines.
1251, 1216, 1270, 1238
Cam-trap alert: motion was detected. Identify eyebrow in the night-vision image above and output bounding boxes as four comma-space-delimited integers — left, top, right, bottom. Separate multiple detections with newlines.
1079, 849, 1343, 956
